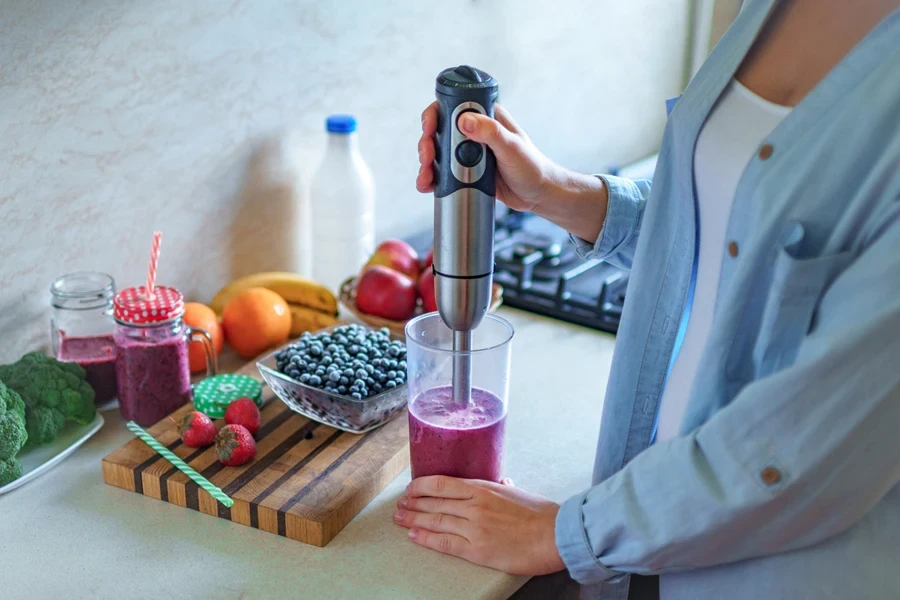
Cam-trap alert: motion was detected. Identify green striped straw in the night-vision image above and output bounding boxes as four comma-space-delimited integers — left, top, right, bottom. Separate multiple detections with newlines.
125, 420, 234, 508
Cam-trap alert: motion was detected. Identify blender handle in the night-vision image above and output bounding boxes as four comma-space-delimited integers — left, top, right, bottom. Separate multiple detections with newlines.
187, 326, 218, 377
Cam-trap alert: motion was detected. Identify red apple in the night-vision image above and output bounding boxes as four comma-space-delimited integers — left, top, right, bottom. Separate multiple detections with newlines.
421, 248, 434, 270
364, 239, 420, 280
418, 268, 437, 313
356, 266, 418, 321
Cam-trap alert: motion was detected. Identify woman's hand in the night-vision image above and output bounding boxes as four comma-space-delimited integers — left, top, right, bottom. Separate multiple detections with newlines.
415, 103, 609, 242
416, 103, 559, 214
393, 475, 566, 576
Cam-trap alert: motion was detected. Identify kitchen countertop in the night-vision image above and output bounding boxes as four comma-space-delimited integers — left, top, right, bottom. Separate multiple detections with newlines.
0, 308, 615, 600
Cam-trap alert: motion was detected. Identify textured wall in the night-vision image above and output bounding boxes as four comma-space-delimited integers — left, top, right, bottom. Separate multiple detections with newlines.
0, 0, 689, 362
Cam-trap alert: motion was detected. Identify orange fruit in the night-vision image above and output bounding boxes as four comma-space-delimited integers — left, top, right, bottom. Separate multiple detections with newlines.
221, 287, 291, 359
183, 302, 224, 374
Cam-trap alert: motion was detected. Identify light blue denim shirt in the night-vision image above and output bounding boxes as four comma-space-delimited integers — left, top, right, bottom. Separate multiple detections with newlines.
555, 2, 900, 598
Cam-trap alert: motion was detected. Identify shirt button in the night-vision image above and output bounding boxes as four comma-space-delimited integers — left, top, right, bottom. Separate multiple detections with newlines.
758, 144, 774, 160
728, 241, 739, 257
761, 466, 781, 485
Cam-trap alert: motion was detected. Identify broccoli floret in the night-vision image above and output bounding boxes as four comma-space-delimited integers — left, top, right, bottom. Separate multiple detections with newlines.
0, 352, 96, 448
0, 379, 28, 486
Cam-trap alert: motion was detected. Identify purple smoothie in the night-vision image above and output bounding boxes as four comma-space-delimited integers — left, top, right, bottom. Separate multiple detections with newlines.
114, 328, 192, 426
408, 386, 506, 482
58, 334, 118, 406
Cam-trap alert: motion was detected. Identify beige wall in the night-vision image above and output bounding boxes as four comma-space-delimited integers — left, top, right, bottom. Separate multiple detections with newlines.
0, 0, 689, 363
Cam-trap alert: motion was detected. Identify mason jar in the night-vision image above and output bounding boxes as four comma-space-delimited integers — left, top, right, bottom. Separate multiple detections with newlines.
113, 285, 215, 426
50, 271, 118, 406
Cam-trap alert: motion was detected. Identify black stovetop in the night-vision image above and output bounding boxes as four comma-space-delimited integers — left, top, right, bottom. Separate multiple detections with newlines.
408, 210, 628, 334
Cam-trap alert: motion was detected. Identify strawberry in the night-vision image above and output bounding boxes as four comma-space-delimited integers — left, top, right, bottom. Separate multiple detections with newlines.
224, 397, 261, 436
215, 424, 257, 466
176, 411, 217, 448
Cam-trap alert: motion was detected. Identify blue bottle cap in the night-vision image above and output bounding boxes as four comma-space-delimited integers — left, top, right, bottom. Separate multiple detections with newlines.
326, 114, 357, 134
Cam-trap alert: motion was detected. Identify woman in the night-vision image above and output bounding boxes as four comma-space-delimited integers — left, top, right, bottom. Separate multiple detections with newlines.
395, 0, 900, 598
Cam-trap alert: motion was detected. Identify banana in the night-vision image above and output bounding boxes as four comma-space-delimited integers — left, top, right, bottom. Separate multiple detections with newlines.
287, 303, 340, 337
211, 272, 338, 316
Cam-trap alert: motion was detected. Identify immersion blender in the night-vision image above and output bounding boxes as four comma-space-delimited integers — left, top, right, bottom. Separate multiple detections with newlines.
432, 65, 499, 406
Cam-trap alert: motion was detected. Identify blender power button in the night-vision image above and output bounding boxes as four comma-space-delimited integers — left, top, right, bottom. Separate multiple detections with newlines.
455, 141, 483, 168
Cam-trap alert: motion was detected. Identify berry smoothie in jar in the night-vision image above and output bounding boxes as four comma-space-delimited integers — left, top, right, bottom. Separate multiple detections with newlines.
113, 286, 215, 426
405, 313, 514, 483
50, 272, 119, 406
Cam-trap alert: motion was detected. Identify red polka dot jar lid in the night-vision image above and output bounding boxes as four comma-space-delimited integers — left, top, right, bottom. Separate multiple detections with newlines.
114, 286, 185, 325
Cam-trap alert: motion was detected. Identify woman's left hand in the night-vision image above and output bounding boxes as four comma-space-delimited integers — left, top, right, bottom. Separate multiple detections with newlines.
393, 475, 566, 576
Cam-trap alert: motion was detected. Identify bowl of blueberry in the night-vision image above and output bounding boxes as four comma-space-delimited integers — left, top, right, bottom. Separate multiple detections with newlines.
257, 323, 409, 434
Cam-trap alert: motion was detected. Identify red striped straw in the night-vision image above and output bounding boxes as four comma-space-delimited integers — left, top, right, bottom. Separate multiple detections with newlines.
145, 231, 162, 300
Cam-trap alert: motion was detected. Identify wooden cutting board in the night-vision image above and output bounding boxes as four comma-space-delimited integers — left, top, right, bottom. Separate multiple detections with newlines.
101, 360, 410, 547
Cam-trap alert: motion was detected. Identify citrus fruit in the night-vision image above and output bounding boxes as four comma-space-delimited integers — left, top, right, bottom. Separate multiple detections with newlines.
222, 287, 291, 359
183, 302, 224, 374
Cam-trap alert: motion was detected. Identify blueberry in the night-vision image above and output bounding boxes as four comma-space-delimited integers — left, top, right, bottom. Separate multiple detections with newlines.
299, 373, 311, 383
315, 367, 326, 377
354, 369, 367, 380
371, 350, 383, 359
378, 372, 388, 382
310, 344, 323, 357
328, 371, 341, 383
364, 364, 375, 375
325, 385, 337, 393
385, 381, 397, 389
373, 383, 383, 392
356, 353, 369, 363
379, 327, 391, 337
348, 345, 360, 355
372, 358, 382, 368
338, 385, 348, 395
351, 360, 363, 370
366, 377, 376, 387
387, 370, 397, 379
350, 392, 362, 400
342, 368, 354, 378
388, 359, 399, 370
286, 368, 301, 379
321, 355, 333, 366
335, 359, 345, 368
301, 332, 312, 341
308, 375, 322, 387
326, 344, 339, 354
398, 360, 407, 371
387, 346, 399, 357
335, 334, 348, 345
339, 376, 349, 386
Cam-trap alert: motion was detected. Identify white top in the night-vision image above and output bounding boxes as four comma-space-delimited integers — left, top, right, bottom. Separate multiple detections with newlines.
655, 80, 791, 442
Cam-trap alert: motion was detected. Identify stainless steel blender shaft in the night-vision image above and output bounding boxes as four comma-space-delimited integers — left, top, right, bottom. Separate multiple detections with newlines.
451, 330, 473, 406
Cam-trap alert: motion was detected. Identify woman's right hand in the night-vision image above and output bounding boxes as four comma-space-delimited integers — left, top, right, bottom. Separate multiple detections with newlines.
415, 103, 558, 214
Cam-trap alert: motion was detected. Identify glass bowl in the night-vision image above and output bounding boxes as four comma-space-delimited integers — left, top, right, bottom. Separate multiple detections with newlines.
256, 325, 409, 434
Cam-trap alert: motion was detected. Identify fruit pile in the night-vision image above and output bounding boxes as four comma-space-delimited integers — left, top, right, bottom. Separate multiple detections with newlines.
274, 324, 406, 399
176, 397, 261, 467
355, 239, 435, 322
182, 272, 341, 370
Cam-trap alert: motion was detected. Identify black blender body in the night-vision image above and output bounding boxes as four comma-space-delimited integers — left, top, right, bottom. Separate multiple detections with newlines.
432, 65, 499, 405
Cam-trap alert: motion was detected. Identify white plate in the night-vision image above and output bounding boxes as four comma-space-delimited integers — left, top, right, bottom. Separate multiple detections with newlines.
0, 412, 105, 495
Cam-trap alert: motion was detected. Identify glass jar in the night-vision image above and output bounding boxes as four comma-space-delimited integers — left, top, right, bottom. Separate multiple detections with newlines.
113, 285, 216, 426
50, 272, 118, 406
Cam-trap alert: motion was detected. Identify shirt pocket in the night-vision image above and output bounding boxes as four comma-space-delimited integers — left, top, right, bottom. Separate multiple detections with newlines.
726, 224, 853, 382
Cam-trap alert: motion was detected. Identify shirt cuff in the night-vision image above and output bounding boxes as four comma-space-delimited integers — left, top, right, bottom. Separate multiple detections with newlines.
555, 490, 623, 585
569, 174, 645, 261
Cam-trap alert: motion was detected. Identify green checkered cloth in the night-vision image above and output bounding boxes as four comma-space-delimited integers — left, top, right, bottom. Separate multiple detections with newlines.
193, 374, 263, 419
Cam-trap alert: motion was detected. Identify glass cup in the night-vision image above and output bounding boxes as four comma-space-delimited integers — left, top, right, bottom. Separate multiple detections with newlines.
404, 313, 514, 482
